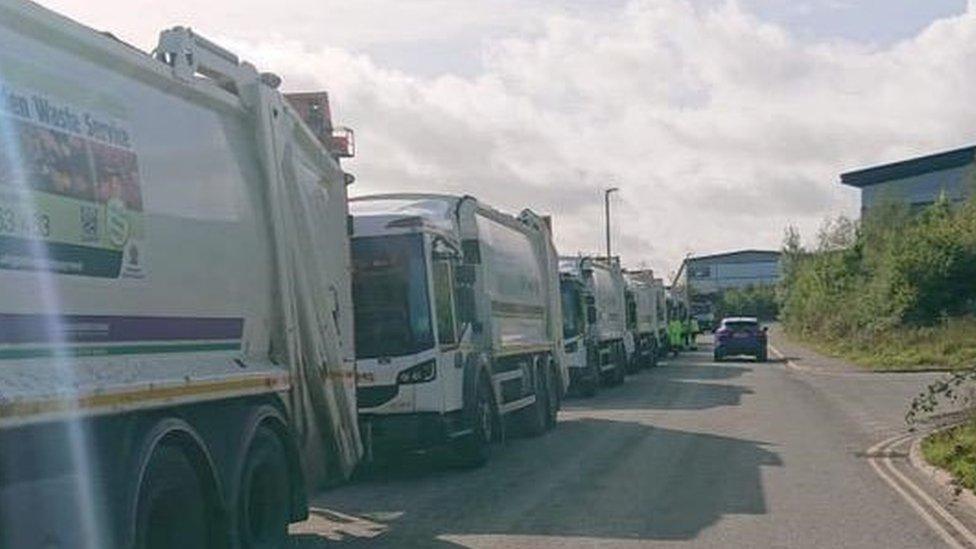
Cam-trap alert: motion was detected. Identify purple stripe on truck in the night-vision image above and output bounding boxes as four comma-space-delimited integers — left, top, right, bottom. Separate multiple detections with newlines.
0, 314, 244, 344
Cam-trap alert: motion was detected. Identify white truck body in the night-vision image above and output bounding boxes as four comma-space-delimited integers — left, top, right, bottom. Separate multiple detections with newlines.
560, 256, 628, 383
588, 259, 627, 344
0, 2, 359, 545
351, 194, 566, 458
625, 270, 659, 336
624, 269, 660, 367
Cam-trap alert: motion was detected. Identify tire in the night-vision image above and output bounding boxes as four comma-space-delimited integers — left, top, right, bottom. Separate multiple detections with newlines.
612, 344, 627, 385
134, 444, 216, 549
236, 427, 290, 549
453, 373, 495, 467
580, 346, 599, 397
646, 343, 658, 368
544, 363, 559, 429
579, 375, 598, 398
519, 363, 549, 437
713, 352, 722, 363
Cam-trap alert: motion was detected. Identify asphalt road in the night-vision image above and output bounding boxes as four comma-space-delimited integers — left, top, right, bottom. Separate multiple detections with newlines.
289, 339, 958, 548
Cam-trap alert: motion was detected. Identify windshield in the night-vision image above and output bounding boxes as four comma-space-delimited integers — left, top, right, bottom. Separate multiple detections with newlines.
722, 320, 759, 332
560, 280, 583, 338
352, 234, 434, 358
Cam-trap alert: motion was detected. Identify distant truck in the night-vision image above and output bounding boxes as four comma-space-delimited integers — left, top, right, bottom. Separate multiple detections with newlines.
560, 256, 628, 386
351, 194, 567, 466
0, 4, 361, 547
652, 277, 670, 356
559, 261, 599, 396
624, 270, 661, 369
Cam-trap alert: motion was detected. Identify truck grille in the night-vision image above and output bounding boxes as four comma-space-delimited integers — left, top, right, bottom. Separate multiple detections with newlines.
357, 385, 399, 408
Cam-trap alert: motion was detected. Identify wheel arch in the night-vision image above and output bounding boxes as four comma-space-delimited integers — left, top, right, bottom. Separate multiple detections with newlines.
462, 353, 500, 438
124, 415, 228, 549
233, 403, 308, 524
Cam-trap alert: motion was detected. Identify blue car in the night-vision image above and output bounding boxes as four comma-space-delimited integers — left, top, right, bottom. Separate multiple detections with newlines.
713, 317, 768, 362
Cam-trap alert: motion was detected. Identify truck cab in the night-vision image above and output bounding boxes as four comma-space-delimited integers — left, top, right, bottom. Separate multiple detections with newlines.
351, 194, 564, 465
350, 198, 470, 454
559, 264, 599, 396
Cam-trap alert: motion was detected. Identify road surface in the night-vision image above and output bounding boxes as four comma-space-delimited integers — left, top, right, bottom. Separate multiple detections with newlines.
289, 339, 965, 547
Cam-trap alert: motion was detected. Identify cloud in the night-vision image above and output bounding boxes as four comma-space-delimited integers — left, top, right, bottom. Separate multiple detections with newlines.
41, 0, 976, 274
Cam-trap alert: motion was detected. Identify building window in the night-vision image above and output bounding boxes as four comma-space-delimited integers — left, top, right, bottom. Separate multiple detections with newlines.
689, 265, 711, 279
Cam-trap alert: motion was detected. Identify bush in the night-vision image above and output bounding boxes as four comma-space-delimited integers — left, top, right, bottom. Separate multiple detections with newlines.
714, 285, 778, 321
780, 195, 976, 343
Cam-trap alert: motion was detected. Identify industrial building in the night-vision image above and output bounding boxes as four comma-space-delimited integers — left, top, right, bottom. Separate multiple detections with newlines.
672, 250, 781, 329
677, 250, 781, 294
841, 145, 975, 214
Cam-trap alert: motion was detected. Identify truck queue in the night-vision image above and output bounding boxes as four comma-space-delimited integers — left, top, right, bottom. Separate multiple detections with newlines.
0, 4, 704, 546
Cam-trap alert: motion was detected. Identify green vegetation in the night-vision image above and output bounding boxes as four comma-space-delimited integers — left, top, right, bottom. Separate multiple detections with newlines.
779, 194, 976, 371
922, 421, 976, 491
795, 317, 976, 371
714, 285, 779, 321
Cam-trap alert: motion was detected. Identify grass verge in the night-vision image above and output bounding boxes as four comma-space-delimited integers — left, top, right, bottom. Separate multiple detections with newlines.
922, 420, 976, 492
786, 317, 976, 371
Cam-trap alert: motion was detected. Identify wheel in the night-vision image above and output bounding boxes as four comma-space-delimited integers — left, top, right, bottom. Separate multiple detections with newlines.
544, 363, 559, 429
713, 352, 722, 362
580, 346, 600, 397
453, 373, 495, 467
613, 344, 627, 385
646, 343, 658, 368
236, 427, 290, 549
579, 375, 598, 397
134, 444, 216, 549
519, 363, 549, 437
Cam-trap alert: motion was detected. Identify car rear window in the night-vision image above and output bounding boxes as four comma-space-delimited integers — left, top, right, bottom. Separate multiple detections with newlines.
723, 321, 758, 332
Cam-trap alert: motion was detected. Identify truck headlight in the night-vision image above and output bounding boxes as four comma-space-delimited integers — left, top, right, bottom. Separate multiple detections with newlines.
396, 359, 437, 385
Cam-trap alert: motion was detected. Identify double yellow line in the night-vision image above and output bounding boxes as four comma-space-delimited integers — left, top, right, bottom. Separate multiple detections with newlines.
867, 434, 976, 548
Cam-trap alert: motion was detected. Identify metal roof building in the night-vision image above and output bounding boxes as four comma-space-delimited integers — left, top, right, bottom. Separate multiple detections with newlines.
841, 145, 975, 214
677, 250, 781, 295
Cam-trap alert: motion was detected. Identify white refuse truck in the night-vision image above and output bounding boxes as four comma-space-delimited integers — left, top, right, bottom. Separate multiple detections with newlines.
558, 259, 600, 396
350, 194, 566, 465
560, 256, 628, 386
624, 269, 660, 369
0, 3, 361, 546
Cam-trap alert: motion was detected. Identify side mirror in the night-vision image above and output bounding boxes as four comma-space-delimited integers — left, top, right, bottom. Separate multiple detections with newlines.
586, 306, 597, 324
455, 264, 476, 285
762, 326, 769, 333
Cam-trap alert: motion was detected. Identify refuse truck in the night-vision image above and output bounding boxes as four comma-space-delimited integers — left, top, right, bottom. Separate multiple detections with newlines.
350, 194, 567, 465
558, 259, 599, 396
0, 3, 361, 546
624, 269, 660, 369
560, 256, 628, 385
653, 277, 670, 357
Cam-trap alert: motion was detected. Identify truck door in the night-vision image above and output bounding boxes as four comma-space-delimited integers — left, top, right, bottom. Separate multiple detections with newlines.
431, 240, 466, 412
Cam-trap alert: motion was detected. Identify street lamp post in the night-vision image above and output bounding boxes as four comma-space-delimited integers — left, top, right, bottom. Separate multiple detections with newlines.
604, 187, 619, 262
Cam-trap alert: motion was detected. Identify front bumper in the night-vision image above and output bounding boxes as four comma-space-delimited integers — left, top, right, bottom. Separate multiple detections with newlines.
715, 340, 765, 355
569, 366, 598, 387
360, 411, 467, 453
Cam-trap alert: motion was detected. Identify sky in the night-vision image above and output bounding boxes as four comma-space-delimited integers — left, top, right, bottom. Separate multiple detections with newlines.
37, 0, 973, 278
